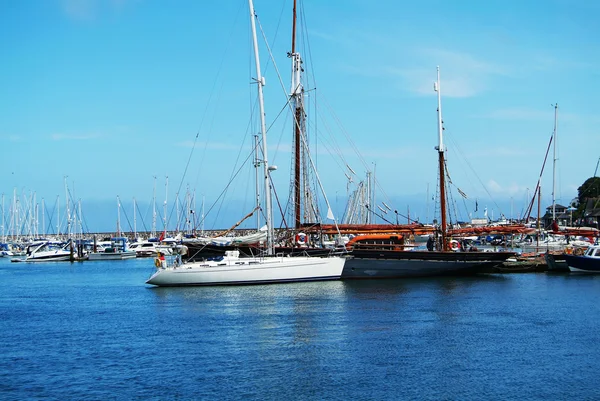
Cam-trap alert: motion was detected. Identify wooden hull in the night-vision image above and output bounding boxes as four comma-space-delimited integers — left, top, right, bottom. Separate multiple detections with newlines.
343, 250, 514, 278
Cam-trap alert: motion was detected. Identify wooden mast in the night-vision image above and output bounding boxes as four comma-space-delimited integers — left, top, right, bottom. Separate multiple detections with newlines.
291, 0, 302, 229
434, 66, 448, 251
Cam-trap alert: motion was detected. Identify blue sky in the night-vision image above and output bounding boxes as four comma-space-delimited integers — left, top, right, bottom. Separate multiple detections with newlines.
1, 0, 599, 233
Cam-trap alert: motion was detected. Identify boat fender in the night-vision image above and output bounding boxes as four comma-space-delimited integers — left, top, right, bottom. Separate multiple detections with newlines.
296, 233, 307, 245
449, 240, 461, 251
154, 258, 162, 268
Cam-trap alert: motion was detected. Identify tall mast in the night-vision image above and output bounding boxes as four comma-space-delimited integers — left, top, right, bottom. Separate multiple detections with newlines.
117, 196, 122, 237
552, 103, 558, 222
1, 193, 4, 243
56, 194, 60, 237
290, 0, 303, 229
164, 175, 168, 237
249, 0, 274, 254
254, 133, 261, 230
434, 66, 448, 251
133, 197, 137, 239
64, 176, 71, 240
152, 176, 157, 238
41, 198, 45, 238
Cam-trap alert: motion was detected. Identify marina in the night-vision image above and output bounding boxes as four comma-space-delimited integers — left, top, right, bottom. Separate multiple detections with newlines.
1, 0, 599, 398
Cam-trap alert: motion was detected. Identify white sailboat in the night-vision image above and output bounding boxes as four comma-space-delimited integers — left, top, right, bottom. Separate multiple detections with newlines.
146, 0, 346, 286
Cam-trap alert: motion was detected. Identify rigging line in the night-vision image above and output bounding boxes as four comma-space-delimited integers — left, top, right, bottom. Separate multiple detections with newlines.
172, 131, 200, 221
210, 129, 254, 231
192, 1, 245, 184
525, 135, 553, 221
318, 96, 369, 169
135, 202, 149, 234
193, 147, 256, 231
445, 130, 504, 214
255, 17, 289, 107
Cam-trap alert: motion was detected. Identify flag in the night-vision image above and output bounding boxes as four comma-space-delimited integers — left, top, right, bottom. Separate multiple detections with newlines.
159, 231, 165, 242
327, 207, 334, 220
475, 200, 478, 212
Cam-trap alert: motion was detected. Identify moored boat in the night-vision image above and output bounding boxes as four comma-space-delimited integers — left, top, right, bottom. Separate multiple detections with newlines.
564, 244, 600, 273
146, 0, 346, 286
338, 67, 515, 279
88, 237, 136, 261
14, 240, 73, 262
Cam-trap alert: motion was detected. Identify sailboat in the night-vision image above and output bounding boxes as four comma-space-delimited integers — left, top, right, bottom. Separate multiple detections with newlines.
146, 0, 346, 286
341, 67, 515, 278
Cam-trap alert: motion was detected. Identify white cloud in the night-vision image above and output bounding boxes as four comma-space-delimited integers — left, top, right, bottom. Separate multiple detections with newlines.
381, 49, 509, 98
486, 179, 529, 196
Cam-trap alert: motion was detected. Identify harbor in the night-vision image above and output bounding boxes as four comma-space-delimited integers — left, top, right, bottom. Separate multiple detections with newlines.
2, 0, 600, 398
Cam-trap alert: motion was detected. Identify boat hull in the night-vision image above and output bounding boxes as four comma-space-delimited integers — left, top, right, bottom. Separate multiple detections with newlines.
25, 254, 72, 262
88, 251, 137, 261
343, 250, 514, 278
146, 256, 346, 286
544, 253, 570, 272
564, 255, 600, 273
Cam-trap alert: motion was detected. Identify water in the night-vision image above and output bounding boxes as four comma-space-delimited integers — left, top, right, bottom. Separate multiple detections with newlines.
1, 257, 599, 400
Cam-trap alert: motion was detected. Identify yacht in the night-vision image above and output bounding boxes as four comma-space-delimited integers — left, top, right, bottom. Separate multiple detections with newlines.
17, 241, 72, 262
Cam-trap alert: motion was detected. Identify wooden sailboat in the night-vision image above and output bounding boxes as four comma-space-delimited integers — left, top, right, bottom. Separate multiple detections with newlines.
342, 67, 515, 278
146, 0, 345, 286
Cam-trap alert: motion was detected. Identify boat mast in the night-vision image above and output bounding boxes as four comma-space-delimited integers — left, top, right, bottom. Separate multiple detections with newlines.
434, 66, 448, 251
164, 175, 168, 238
290, 0, 303, 229
56, 194, 60, 237
152, 175, 157, 238
64, 176, 71, 240
117, 196, 122, 237
1, 193, 4, 243
41, 198, 45, 238
551, 103, 558, 223
248, 0, 274, 254
133, 197, 137, 239
254, 133, 261, 230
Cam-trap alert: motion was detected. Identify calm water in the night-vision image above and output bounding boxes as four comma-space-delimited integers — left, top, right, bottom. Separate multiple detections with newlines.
1, 257, 599, 400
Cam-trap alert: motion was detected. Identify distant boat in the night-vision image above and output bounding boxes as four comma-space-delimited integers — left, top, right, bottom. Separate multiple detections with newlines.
145, 0, 346, 287
564, 244, 600, 273
88, 237, 136, 261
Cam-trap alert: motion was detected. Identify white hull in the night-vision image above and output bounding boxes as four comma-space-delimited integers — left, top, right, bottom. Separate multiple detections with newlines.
25, 253, 72, 262
88, 251, 137, 261
146, 255, 346, 286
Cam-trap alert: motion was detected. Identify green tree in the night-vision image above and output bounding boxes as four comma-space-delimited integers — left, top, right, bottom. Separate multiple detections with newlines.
576, 176, 600, 217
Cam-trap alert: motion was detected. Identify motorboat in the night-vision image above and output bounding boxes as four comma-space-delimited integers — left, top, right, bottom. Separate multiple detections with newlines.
130, 241, 165, 258
17, 241, 73, 262
564, 244, 600, 273
88, 237, 136, 261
